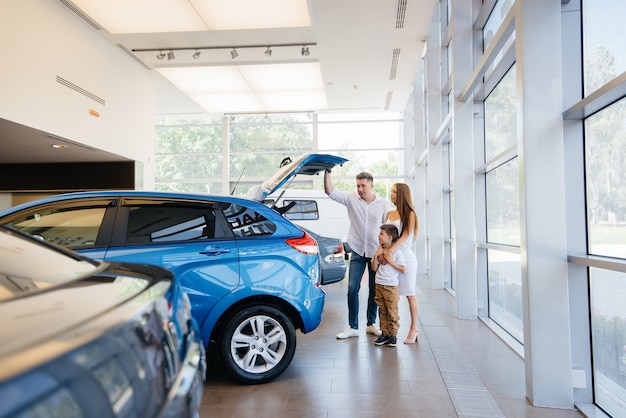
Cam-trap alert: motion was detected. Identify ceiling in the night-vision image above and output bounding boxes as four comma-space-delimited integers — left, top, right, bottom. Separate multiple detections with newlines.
1, 0, 435, 164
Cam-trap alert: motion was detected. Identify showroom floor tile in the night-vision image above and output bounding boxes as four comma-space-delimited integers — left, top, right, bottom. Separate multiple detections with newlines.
198, 274, 585, 418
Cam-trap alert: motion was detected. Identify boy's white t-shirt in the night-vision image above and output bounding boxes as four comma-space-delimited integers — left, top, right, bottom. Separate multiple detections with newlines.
375, 250, 405, 286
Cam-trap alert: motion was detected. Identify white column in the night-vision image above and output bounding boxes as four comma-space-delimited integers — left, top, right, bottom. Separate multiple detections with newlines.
426, 6, 445, 290
516, 0, 573, 407
561, 0, 593, 404
412, 60, 430, 275
451, 0, 478, 319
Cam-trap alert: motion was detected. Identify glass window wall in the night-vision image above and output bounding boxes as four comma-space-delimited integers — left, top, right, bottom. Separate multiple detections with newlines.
483, 62, 521, 341
583, 1, 626, 414
155, 113, 403, 200
486, 159, 520, 246
487, 249, 523, 343
585, 97, 626, 260
582, 0, 626, 96
484, 65, 517, 161
590, 267, 626, 417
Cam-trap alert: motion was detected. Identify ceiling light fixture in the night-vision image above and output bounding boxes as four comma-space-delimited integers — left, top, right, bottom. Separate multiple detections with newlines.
157, 51, 166, 60
230, 49, 239, 59
264, 47, 272, 58
167, 50, 176, 60
157, 62, 327, 113
192, 50, 201, 59
301, 46, 309, 56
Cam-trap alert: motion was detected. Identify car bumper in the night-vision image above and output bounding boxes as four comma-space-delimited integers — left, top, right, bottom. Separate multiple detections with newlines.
300, 285, 326, 333
321, 263, 347, 285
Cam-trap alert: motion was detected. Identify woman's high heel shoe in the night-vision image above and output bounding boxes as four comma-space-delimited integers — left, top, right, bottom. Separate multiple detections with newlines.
404, 328, 419, 344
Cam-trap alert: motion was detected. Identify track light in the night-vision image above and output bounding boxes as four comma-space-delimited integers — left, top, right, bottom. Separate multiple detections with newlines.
136, 43, 318, 60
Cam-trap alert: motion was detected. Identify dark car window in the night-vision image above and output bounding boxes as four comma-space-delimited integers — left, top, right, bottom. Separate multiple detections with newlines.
283, 199, 319, 220
124, 205, 230, 244
5, 207, 107, 249
221, 202, 276, 238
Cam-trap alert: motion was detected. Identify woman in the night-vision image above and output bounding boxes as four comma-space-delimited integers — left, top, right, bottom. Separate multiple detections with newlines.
384, 183, 420, 344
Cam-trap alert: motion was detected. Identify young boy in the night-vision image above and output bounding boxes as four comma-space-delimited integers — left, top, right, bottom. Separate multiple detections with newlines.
371, 224, 406, 347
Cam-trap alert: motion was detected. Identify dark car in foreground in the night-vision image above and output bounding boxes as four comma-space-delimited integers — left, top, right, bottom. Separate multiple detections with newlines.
0, 154, 347, 384
299, 227, 347, 285
0, 227, 205, 418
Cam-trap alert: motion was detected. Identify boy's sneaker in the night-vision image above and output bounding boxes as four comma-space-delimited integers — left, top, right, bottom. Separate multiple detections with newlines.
374, 335, 391, 346
366, 324, 382, 336
386, 336, 398, 347
336, 326, 359, 339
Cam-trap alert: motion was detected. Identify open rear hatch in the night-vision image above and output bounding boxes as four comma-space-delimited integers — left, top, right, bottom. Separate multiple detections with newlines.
247, 153, 348, 202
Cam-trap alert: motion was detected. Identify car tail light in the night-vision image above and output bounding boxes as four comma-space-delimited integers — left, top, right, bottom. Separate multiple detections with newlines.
286, 231, 319, 255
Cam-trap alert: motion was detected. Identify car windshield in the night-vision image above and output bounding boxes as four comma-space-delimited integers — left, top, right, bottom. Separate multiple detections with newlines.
0, 229, 100, 301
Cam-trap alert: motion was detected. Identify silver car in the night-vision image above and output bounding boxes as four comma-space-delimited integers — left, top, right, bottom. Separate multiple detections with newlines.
0, 227, 205, 418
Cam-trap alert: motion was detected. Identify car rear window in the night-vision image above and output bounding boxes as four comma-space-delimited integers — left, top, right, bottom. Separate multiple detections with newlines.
220, 202, 276, 237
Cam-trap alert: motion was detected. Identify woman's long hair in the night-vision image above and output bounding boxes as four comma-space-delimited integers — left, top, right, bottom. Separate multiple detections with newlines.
394, 183, 419, 237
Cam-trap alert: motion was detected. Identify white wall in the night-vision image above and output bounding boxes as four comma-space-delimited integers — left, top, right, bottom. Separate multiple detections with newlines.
0, 1, 155, 189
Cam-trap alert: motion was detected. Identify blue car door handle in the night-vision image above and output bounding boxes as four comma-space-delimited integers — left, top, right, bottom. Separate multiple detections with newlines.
199, 246, 231, 256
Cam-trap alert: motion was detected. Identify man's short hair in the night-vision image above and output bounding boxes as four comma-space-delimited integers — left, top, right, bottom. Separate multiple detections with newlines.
356, 172, 374, 182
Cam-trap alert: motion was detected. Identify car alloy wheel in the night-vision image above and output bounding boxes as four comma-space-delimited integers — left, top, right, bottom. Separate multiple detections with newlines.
221, 306, 296, 384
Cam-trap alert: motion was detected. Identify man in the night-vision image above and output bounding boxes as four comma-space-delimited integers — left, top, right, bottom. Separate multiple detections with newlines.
324, 170, 390, 339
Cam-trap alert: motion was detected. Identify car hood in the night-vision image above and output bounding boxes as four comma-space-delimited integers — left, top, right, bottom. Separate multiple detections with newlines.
247, 153, 348, 202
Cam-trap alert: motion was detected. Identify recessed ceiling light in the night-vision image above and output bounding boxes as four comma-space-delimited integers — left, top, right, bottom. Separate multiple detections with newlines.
156, 62, 327, 113
52, 144, 68, 149
69, 0, 311, 33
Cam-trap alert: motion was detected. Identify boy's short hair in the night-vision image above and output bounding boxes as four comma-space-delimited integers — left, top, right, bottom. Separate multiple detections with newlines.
380, 224, 399, 242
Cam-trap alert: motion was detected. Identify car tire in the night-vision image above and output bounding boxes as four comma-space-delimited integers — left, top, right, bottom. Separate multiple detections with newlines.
220, 306, 296, 384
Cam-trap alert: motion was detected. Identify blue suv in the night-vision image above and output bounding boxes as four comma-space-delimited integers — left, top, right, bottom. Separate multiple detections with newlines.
0, 154, 346, 384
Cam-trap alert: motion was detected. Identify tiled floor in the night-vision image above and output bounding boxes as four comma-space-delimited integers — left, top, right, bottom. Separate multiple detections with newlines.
199, 274, 586, 417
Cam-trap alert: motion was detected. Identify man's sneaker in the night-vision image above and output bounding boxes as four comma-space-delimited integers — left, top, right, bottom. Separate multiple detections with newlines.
386, 336, 398, 347
366, 324, 382, 336
336, 327, 359, 339
374, 335, 391, 346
